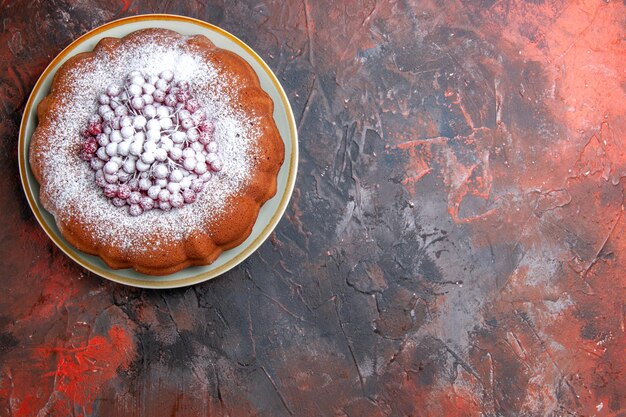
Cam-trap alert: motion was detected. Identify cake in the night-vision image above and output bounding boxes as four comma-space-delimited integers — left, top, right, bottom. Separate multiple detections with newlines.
29, 28, 285, 275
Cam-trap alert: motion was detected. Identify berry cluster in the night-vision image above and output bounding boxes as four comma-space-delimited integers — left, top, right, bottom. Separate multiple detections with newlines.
80, 70, 222, 216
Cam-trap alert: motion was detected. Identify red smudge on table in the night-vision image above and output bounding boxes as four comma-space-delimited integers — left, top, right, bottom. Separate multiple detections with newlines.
7, 326, 135, 416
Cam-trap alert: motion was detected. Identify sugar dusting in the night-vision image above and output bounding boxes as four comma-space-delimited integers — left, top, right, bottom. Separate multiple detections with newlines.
36, 32, 260, 251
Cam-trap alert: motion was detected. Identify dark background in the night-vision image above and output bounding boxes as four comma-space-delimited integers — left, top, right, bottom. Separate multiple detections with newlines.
1, 1, 625, 416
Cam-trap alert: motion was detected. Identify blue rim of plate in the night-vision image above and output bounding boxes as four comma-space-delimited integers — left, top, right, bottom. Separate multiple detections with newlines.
18, 14, 298, 289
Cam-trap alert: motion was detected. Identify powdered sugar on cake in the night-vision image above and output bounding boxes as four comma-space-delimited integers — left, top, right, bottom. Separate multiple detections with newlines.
36, 33, 260, 250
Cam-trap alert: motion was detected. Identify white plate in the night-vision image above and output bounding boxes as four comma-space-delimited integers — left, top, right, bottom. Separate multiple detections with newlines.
18, 15, 298, 289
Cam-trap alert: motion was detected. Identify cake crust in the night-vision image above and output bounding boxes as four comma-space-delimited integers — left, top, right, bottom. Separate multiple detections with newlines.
29, 29, 284, 275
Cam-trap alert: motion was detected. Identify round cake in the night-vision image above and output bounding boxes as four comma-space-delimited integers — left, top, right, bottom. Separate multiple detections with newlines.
29, 28, 284, 275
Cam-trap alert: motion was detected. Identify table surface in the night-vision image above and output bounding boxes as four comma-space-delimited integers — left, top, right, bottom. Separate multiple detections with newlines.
1, 1, 625, 416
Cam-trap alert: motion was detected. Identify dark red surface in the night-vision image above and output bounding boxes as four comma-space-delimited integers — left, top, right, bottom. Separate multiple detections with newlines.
1, 1, 625, 416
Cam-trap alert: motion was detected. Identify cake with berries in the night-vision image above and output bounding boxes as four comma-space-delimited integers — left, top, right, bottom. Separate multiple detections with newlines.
29, 29, 284, 275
